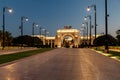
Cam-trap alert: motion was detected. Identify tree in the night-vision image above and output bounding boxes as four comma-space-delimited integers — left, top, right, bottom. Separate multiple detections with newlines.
5, 31, 13, 46
116, 35, 120, 45
93, 34, 118, 46
33, 37, 43, 47
116, 29, 120, 35
0, 30, 13, 46
12, 35, 43, 47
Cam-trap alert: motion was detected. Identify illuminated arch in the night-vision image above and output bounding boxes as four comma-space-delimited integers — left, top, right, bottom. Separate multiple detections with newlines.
55, 26, 81, 48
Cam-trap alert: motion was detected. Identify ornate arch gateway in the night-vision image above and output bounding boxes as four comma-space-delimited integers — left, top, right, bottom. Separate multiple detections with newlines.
55, 26, 81, 48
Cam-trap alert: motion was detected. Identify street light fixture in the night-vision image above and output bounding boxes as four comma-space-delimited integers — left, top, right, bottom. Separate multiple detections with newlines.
42, 29, 47, 45
2, 7, 13, 50
82, 22, 88, 45
32, 23, 38, 37
39, 27, 42, 40
20, 16, 28, 48
46, 31, 49, 36
85, 15, 92, 47
32, 23, 39, 47
20, 16, 28, 37
87, 4, 97, 40
81, 25, 86, 45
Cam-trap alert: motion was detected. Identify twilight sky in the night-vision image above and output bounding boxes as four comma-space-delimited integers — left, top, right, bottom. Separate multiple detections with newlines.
0, 0, 120, 37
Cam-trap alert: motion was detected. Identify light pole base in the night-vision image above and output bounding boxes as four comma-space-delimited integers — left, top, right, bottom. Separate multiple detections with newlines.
104, 49, 109, 53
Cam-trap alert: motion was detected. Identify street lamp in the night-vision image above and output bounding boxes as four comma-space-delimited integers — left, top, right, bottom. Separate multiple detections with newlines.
85, 22, 88, 44
81, 23, 86, 38
20, 16, 28, 36
87, 4, 97, 40
82, 22, 89, 45
39, 27, 42, 40
105, 0, 109, 53
81, 25, 86, 45
46, 31, 49, 36
20, 16, 28, 48
32, 23, 39, 47
44, 30, 47, 45
85, 15, 92, 47
42, 29, 46, 45
2, 7, 13, 50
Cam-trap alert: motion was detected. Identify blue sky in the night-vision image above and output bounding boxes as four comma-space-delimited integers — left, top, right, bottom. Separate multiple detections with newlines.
0, 0, 120, 37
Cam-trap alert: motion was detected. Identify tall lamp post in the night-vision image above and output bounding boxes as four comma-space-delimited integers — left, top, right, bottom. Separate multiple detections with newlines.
87, 4, 97, 39
20, 16, 28, 48
85, 22, 88, 44
85, 15, 92, 47
20, 16, 28, 37
81, 25, 86, 45
105, 0, 109, 52
32, 23, 38, 47
44, 29, 47, 45
42, 29, 46, 45
83, 22, 88, 45
39, 27, 42, 40
46, 31, 49, 36
2, 7, 13, 50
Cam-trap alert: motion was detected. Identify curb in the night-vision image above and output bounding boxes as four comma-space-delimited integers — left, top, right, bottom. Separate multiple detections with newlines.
91, 49, 120, 62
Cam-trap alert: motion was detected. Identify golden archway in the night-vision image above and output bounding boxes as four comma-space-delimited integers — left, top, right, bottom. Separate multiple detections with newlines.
55, 26, 81, 48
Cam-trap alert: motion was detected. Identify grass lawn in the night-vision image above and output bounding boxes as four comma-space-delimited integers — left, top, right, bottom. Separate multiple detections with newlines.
95, 48, 120, 60
0, 48, 54, 64
107, 51, 120, 59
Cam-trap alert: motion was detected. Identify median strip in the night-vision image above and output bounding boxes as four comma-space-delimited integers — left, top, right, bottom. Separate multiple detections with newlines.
0, 48, 53, 64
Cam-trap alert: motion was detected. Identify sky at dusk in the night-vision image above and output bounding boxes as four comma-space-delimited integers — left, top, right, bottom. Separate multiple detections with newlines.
0, 0, 120, 37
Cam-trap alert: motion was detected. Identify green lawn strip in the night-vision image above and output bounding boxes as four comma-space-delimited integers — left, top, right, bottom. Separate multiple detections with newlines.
94, 48, 120, 60
0, 48, 53, 64
107, 51, 120, 59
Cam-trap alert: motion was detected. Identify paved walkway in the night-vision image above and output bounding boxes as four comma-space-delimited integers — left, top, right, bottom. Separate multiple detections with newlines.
0, 48, 120, 80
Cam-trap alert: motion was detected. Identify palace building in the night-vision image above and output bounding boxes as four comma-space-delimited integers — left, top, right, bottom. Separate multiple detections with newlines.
34, 26, 80, 48
34, 26, 101, 48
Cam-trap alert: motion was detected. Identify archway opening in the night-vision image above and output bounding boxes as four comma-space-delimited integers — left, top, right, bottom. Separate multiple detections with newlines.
62, 35, 74, 48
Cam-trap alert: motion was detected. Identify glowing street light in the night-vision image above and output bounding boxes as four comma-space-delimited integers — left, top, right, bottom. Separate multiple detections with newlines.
82, 22, 88, 45
87, 4, 97, 39
85, 15, 92, 47
32, 23, 39, 47
2, 7, 13, 50
46, 31, 49, 36
20, 16, 28, 37
86, 6, 91, 12
32, 23, 39, 37
8, 8, 13, 13
42, 29, 47, 45
20, 16, 28, 48
39, 27, 42, 39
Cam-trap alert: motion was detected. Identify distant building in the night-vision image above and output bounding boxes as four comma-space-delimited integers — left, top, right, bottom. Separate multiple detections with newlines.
33, 26, 101, 48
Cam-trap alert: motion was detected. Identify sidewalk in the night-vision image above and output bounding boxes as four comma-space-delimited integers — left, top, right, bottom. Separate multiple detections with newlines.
0, 47, 38, 55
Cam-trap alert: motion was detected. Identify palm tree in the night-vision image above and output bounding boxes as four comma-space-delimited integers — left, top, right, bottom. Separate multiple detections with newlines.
116, 29, 120, 35
5, 31, 13, 46
0, 30, 13, 46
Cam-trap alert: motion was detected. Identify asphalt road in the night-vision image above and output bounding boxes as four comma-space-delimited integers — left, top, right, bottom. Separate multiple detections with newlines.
0, 48, 120, 80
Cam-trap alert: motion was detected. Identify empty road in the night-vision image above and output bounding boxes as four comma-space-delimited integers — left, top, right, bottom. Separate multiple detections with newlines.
0, 48, 120, 80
